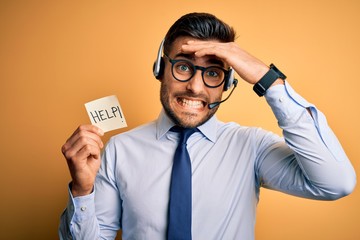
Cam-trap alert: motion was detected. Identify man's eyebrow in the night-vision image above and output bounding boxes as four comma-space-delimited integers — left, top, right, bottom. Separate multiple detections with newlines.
173, 53, 225, 67
174, 53, 194, 60
207, 58, 225, 67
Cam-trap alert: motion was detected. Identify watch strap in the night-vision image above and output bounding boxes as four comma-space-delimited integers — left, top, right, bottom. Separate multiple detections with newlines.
253, 64, 286, 97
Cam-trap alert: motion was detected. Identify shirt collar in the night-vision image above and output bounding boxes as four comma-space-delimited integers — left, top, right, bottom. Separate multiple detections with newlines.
156, 109, 218, 143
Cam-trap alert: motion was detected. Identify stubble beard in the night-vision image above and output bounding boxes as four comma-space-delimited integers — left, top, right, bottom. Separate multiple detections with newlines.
160, 82, 219, 128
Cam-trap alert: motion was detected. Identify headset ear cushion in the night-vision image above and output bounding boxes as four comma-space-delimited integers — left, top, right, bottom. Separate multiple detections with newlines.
154, 57, 165, 80
224, 69, 234, 91
153, 62, 158, 78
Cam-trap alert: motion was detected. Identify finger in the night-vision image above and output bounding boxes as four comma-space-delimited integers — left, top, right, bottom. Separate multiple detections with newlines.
64, 126, 104, 151
62, 133, 102, 160
76, 144, 101, 162
182, 40, 227, 50
61, 135, 103, 159
194, 46, 228, 58
74, 129, 104, 149
182, 42, 230, 59
186, 39, 221, 46
69, 124, 104, 140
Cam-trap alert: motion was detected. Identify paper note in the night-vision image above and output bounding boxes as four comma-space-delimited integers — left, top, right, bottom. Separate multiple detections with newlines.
84, 95, 127, 132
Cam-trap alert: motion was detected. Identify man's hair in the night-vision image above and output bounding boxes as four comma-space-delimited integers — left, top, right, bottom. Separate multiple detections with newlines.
163, 12, 236, 55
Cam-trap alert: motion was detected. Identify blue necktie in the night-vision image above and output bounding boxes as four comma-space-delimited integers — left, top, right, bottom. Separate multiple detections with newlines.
167, 127, 196, 240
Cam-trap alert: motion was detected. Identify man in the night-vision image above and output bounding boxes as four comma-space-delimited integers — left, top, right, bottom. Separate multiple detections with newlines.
59, 12, 356, 239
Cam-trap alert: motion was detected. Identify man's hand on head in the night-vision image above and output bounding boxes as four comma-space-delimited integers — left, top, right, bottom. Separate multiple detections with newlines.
181, 40, 270, 85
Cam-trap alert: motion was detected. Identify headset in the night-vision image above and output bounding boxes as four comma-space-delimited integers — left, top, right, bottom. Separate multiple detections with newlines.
153, 39, 236, 91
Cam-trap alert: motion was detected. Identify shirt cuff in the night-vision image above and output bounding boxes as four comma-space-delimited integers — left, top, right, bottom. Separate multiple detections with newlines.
67, 183, 96, 222
264, 81, 312, 124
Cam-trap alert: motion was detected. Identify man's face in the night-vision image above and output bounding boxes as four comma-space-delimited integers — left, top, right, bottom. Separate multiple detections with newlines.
160, 37, 225, 128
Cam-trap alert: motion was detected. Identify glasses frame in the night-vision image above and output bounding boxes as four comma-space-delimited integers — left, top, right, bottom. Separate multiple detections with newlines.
164, 54, 230, 88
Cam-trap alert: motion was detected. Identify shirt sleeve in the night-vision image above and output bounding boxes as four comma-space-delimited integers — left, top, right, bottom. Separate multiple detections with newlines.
58, 185, 100, 239
256, 81, 356, 199
93, 138, 122, 239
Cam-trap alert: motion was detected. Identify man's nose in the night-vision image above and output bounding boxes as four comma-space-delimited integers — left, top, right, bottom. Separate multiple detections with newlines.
185, 70, 204, 93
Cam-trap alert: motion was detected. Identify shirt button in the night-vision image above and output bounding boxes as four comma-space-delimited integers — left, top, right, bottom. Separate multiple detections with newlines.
80, 206, 87, 211
279, 97, 285, 103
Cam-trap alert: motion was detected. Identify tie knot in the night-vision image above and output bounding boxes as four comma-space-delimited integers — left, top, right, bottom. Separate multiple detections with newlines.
171, 126, 197, 145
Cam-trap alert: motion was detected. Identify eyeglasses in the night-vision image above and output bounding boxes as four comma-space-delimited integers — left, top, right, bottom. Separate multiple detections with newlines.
165, 54, 230, 88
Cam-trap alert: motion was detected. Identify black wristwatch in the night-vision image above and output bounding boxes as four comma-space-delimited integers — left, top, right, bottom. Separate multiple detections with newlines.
253, 64, 286, 97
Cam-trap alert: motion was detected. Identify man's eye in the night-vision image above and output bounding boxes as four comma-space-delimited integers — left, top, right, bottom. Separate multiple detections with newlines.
206, 70, 220, 78
178, 64, 190, 72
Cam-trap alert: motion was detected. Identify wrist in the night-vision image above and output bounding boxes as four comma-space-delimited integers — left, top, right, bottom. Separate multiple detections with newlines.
253, 64, 286, 97
270, 78, 285, 88
70, 182, 94, 197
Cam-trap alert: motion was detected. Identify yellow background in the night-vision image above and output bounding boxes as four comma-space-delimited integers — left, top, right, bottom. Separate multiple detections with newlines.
0, 0, 359, 239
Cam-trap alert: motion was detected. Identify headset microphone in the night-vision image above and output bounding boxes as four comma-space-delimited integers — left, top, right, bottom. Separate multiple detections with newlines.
208, 79, 238, 109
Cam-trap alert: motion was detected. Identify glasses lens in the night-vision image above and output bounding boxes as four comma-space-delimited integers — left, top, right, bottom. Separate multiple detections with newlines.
204, 67, 226, 87
172, 60, 194, 81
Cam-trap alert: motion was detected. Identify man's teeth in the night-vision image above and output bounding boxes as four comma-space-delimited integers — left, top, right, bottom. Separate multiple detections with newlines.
180, 98, 203, 108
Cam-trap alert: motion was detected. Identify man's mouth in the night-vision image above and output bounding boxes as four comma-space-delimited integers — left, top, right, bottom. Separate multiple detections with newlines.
177, 97, 206, 109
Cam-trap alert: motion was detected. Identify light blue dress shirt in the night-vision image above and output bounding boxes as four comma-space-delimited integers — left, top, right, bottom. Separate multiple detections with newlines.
59, 82, 356, 240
